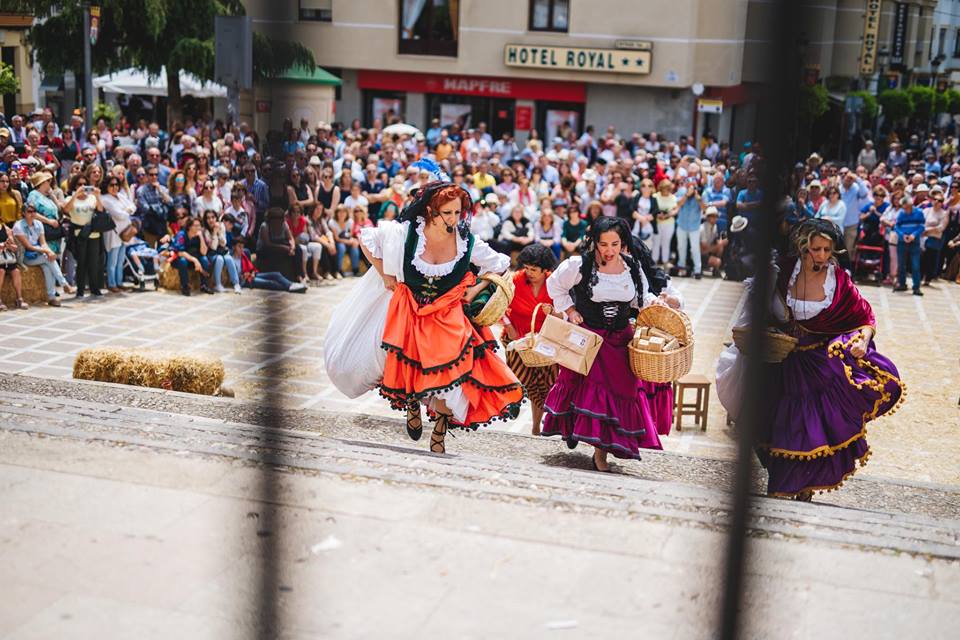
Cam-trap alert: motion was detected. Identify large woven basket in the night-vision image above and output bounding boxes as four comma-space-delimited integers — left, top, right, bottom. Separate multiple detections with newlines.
629, 305, 694, 382
731, 326, 798, 363
509, 302, 555, 368
471, 272, 515, 327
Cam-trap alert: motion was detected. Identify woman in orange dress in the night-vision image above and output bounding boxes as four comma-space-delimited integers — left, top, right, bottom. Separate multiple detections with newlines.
500, 244, 558, 435
357, 175, 524, 453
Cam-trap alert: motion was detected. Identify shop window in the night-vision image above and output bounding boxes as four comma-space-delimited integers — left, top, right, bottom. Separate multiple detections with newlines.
364, 91, 407, 127
954, 29, 960, 58
299, 0, 332, 22
529, 0, 569, 33
399, 0, 459, 57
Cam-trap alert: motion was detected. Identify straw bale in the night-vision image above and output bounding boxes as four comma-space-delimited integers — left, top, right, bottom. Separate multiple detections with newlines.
73, 347, 225, 395
158, 261, 228, 291
1, 265, 49, 306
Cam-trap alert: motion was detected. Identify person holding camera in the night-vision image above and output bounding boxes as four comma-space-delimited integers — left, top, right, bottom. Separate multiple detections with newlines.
675, 175, 704, 278
62, 173, 106, 298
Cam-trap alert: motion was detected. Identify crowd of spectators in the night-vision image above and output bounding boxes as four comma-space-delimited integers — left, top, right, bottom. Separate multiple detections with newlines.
1, 104, 957, 310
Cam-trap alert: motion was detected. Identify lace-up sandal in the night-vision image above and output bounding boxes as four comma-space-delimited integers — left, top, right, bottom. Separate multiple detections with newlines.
430, 414, 450, 454
405, 403, 423, 441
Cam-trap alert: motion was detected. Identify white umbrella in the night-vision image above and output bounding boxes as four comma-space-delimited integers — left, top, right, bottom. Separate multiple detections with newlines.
382, 123, 423, 139
93, 67, 227, 99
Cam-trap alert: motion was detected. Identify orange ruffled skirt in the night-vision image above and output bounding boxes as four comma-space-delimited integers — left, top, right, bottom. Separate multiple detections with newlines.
379, 272, 525, 429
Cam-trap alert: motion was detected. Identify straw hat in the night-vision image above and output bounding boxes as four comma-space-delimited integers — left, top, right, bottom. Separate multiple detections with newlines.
730, 215, 749, 233
705, 206, 720, 218
30, 171, 53, 188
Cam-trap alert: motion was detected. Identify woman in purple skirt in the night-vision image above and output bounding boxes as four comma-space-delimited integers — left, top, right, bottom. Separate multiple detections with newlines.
718, 219, 904, 500
542, 217, 681, 471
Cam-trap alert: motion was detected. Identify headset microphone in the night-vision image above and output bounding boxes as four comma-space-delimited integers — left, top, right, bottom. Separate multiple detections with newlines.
812, 264, 822, 272
446, 224, 454, 234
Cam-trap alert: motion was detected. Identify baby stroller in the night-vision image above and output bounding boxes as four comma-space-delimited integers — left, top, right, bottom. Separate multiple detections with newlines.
853, 226, 885, 284
122, 250, 160, 291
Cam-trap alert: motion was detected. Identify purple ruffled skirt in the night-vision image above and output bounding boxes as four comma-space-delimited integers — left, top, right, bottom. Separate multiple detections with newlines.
758, 330, 904, 497
641, 381, 673, 436
541, 326, 661, 459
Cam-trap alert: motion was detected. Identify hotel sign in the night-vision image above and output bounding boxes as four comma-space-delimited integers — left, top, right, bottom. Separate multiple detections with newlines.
504, 43, 651, 75
859, 0, 882, 75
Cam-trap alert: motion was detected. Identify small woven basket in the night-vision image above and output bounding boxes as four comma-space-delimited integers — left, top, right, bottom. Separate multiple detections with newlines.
510, 302, 555, 368
629, 305, 694, 382
471, 272, 515, 327
731, 326, 798, 363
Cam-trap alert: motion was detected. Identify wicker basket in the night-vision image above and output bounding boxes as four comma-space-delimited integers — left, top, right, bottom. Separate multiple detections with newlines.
731, 326, 798, 363
509, 302, 555, 368
470, 272, 515, 327
629, 305, 694, 382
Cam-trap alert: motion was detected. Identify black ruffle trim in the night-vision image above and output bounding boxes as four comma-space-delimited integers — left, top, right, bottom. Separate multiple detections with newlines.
378, 376, 525, 426
381, 336, 476, 374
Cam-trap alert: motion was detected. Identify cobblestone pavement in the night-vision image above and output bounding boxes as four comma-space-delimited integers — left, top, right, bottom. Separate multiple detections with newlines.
1, 272, 958, 486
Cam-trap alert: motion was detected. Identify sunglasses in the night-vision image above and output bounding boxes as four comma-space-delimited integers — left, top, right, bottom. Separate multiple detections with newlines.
148, 172, 159, 177
108, 182, 120, 187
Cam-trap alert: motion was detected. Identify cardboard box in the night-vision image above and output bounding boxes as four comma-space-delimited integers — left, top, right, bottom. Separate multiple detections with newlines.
534, 314, 604, 375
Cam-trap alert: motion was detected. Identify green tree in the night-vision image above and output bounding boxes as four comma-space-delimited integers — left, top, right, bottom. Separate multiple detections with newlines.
0, 61, 19, 95
798, 83, 829, 126
946, 88, 960, 115
878, 89, 914, 123
12, 1, 315, 127
906, 85, 936, 119
846, 91, 878, 119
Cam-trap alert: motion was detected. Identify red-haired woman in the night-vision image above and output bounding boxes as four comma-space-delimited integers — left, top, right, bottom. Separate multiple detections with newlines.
326, 167, 524, 454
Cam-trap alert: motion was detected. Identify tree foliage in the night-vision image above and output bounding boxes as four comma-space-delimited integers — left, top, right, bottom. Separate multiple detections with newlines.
878, 89, 914, 122
846, 91, 878, 119
798, 83, 829, 126
10, 0, 315, 124
946, 89, 960, 115
906, 85, 936, 119
0, 61, 19, 95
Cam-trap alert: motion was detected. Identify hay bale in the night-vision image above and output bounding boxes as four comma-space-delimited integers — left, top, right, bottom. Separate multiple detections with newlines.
73, 347, 225, 395
158, 261, 228, 291
1, 265, 49, 306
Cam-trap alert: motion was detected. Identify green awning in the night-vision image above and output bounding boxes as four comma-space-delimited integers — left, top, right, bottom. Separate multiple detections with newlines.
278, 66, 342, 86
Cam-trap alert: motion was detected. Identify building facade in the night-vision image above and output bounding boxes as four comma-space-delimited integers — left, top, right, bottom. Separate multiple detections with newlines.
0, 12, 38, 118
245, 0, 757, 144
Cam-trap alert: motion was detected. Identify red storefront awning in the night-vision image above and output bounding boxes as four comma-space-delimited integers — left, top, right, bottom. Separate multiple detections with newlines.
358, 70, 586, 103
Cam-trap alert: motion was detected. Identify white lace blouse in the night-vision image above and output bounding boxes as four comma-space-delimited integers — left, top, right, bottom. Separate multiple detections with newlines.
547, 255, 658, 313
785, 259, 836, 320
360, 219, 509, 281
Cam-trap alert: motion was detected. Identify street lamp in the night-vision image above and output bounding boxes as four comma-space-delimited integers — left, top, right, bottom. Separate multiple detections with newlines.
874, 47, 890, 144
930, 53, 946, 137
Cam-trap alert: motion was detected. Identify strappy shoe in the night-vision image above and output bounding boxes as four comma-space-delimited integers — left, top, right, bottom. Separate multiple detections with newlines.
405, 403, 423, 441
430, 414, 450, 454
794, 490, 813, 502
16, 299, 29, 310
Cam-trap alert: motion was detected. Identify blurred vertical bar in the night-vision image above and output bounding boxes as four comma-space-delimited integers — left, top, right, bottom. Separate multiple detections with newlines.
718, 1, 801, 639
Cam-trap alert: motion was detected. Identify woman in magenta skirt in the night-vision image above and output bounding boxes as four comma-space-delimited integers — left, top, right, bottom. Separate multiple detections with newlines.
542, 217, 681, 471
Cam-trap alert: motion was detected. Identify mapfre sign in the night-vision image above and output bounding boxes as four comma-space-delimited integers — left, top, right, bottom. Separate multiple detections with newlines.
504, 43, 651, 75
441, 77, 512, 96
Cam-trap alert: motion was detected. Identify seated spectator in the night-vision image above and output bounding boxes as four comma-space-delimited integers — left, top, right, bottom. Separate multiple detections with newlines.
123, 219, 163, 276
257, 206, 304, 282
202, 209, 241, 293
306, 204, 337, 281
561, 205, 588, 256
495, 203, 534, 256
286, 202, 311, 281
234, 235, 307, 293
533, 206, 562, 259
328, 203, 359, 278
13, 202, 74, 306
171, 216, 215, 296
700, 206, 727, 277
0, 222, 26, 309
471, 193, 501, 242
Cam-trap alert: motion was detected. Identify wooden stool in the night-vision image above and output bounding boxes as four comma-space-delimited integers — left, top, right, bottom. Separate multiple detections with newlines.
674, 373, 711, 432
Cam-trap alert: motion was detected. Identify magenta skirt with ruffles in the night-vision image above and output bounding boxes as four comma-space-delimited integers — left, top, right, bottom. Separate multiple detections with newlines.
640, 381, 673, 436
757, 330, 904, 497
541, 325, 661, 459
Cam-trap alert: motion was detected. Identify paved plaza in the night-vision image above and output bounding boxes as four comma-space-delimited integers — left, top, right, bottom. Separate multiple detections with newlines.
1, 272, 958, 485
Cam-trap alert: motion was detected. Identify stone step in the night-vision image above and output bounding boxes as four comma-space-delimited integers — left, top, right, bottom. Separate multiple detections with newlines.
2, 385, 959, 560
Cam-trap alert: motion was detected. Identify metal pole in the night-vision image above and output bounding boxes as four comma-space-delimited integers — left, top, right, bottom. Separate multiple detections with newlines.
82, 3, 93, 133
717, 2, 797, 638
